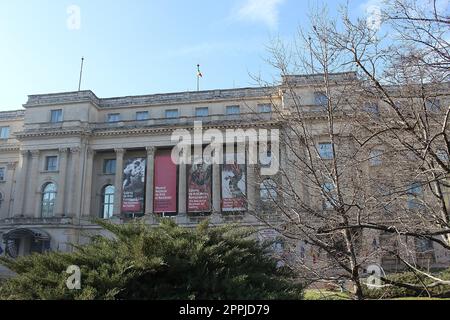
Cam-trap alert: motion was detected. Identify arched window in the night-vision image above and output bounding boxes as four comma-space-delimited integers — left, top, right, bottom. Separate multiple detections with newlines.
101, 185, 115, 219
41, 183, 57, 217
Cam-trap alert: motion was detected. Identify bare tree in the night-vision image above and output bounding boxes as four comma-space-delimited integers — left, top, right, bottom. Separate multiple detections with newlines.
251, 0, 450, 299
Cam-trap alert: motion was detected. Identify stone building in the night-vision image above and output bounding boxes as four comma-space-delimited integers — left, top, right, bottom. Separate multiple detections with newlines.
0, 72, 449, 278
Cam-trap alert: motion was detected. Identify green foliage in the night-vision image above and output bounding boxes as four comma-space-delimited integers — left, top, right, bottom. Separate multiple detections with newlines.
363, 268, 450, 299
0, 219, 303, 300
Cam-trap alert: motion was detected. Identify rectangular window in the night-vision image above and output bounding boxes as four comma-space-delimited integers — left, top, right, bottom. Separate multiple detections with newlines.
195, 107, 209, 117
103, 159, 116, 174
415, 238, 434, 253
50, 109, 63, 123
45, 156, 58, 172
408, 182, 423, 209
136, 111, 149, 121
322, 182, 336, 209
314, 92, 328, 107
226, 105, 240, 115
364, 102, 379, 114
369, 149, 383, 166
0, 167, 5, 181
437, 149, 449, 163
165, 109, 179, 118
0, 126, 10, 139
107, 113, 120, 122
318, 143, 333, 159
425, 98, 441, 112
257, 104, 272, 113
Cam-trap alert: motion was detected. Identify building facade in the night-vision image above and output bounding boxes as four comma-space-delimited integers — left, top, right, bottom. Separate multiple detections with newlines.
1, 73, 449, 278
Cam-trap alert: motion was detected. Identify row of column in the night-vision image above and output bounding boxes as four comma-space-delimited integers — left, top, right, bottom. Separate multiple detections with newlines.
11, 145, 257, 218
111, 146, 257, 217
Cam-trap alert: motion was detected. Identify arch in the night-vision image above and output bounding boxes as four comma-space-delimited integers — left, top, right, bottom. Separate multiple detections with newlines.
100, 184, 115, 219
41, 182, 57, 217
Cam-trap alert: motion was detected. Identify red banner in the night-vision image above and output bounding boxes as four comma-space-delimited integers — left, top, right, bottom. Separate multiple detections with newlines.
154, 150, 177, 213
187, 162, 212, 212
221, 153, 247, 212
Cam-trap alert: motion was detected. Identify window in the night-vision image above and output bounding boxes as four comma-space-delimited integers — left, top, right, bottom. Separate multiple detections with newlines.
318, 143, 333, 159
101, 185, 115, 219
107, 113, 120, 122
408, 182, 423, 209
0, 167, 4, 181
260, 179, 278, 202
415, 238, 434, 253
0, 192, 3, 209
0, 126, 10, 139
226, 105, 240, 115
314, 92, 328, 107
45, 156, 58, 171
50, 109, 63, 123
437, 149, 449, 163
41, 183, 57, 217
364, 102, 379, 114
136, 111, 149, 120
322, 182, 337, 209
369, 149, 383, 166
103, 159, 116, 174
257, 104, 272, 113
165, 109, 179, 118
195, 107, 209, 117
425, 98, 441, 112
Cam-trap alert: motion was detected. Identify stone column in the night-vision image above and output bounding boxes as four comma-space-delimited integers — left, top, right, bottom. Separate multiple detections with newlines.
178, 163, 187, 215
55, 148, 68, 216
67, 147, 81, 217
13, 150, 29, 217
26, 150, 40, 218
6, 162, 17, 218
113, 148, 125, 217
145, 147, 156, 215
212, 163, 221, 215
81, 148, 95, 217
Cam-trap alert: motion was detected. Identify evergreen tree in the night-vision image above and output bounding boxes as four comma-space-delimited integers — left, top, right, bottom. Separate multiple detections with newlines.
0, 220, 303, 300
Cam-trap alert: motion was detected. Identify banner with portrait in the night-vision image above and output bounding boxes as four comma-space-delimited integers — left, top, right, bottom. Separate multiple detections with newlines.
154, 150, 177, 213
122, 157, 146, 214
221, 152, 247, 211
187, 157, 212, 213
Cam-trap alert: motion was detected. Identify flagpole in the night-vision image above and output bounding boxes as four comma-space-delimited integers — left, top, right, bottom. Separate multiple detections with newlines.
78, 57, 84, 91
197, 64, 200, 91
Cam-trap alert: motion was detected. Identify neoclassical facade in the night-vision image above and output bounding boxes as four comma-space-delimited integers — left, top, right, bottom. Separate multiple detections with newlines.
0, 72, 449, 277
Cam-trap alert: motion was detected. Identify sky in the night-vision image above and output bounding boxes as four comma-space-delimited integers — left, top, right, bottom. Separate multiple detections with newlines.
0, 0, 376, 111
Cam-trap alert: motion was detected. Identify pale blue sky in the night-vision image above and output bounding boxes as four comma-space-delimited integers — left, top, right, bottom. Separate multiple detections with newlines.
0, 0, 373, 111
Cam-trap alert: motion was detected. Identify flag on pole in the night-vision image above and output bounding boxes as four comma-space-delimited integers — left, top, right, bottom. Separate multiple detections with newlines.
197, 64, 203, 78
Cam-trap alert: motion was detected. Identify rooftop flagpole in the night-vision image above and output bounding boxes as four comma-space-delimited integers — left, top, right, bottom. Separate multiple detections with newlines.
78, 57, 84, 91
197, 64, 202, 91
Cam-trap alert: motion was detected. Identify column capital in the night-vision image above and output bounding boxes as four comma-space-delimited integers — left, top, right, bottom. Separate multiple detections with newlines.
70, 147, 81, 154
30, 150, 40, 158
20, 150, 29, 156
87, 147, 96, 156
59, 147, 68, 154
7, 162, 17, 170
114, 148, 125, 155
146, 146, 156, 156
